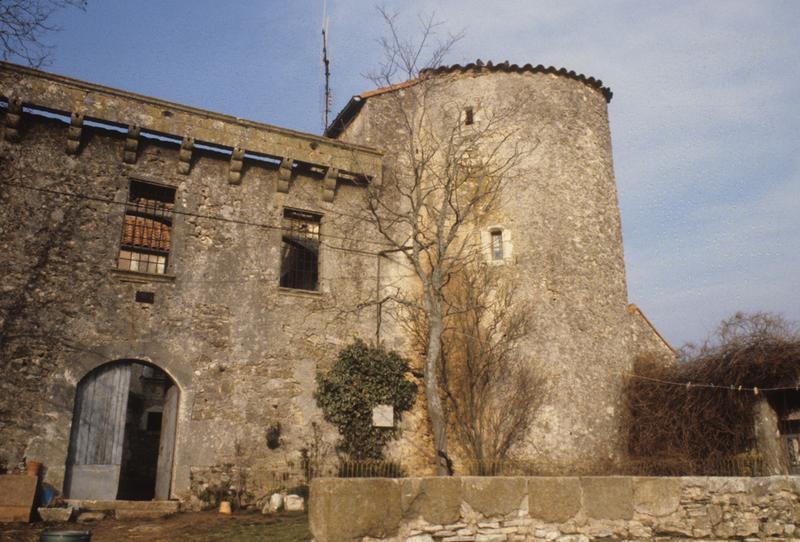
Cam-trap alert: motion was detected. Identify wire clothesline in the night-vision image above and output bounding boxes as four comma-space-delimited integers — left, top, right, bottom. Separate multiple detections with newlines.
623, 371, 800, 395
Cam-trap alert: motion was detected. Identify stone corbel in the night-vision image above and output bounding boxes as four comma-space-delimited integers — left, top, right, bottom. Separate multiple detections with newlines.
3, 98, 22, 142
65, 111, 84, 155
178, 136, 194, 174
322, 167, 338, 202
277, 157, 293, 193
123, 125, 140, 164
228, 146, 245, 184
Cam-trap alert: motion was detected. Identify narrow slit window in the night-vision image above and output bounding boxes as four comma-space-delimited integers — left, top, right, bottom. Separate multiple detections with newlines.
464, 106, 474, 126
490, 230, 504, 260
117, 180, 175, 274
280, 209, 321, 291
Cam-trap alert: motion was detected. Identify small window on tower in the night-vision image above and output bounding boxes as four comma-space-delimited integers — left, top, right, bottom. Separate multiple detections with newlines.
464, 106, 474, 126
280, 209, 321, 291
490, 230, 504, 260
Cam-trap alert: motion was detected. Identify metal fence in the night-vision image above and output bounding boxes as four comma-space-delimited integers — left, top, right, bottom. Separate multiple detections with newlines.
625, 454, 767, 477
301, 454, 767, 480
302, 459, 407, 480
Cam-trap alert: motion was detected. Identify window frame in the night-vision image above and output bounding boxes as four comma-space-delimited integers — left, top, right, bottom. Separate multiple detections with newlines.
279, 207, 322, 292
116, 178, 176, 276
483, 225, 512, 265
464, 106, 475, 126
490, 229, 504, 261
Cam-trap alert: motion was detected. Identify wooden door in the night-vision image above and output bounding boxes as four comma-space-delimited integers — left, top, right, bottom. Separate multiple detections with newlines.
65, 363, 132, 499
154, 384, 178, 500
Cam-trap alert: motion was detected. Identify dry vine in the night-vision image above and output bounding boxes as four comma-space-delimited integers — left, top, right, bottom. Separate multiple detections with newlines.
625, 312, 800, 474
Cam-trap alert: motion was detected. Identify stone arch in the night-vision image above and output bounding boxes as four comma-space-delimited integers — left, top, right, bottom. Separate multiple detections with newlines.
64, 358, 180, 501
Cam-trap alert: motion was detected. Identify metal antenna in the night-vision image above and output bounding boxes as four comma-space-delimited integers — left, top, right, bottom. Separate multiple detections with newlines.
321, 0, 332, 133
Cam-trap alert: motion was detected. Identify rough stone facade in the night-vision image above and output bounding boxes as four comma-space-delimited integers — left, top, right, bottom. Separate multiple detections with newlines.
0, 62, 382, 502
0, 60, 671, 502
310, 476, 800, 541
333, 66, 674, 472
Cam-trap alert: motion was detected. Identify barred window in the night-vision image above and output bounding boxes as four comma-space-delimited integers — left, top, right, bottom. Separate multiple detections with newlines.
280, 208, 321, 291
117, 180, 175, 275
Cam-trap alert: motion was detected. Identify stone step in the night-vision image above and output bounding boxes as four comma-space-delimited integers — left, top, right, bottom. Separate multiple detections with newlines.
66, 499, 179, 519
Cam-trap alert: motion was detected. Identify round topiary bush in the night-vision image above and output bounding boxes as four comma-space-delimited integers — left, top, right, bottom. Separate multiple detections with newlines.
314, 339, 417, 460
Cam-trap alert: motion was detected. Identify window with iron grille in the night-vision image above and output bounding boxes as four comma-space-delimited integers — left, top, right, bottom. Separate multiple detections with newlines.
280, 208, 321, 291
117, 180, 175, 275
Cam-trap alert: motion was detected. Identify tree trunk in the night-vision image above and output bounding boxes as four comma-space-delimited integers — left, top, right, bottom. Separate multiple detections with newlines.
424, 294, 450, 475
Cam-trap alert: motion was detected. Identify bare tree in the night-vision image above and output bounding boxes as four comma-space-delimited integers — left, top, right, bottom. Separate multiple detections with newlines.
678, 311, 799, 362
0, 0, 86, 67
439, 264, 546, 474
360, 9, 535, 474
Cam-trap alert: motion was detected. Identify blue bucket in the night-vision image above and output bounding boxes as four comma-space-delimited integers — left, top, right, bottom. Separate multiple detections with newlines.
39, 531, 91, 542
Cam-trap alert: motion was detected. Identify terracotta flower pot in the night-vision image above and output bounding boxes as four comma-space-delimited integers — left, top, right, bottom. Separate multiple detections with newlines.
218, 501, 232, 515
25, 460, 42, 477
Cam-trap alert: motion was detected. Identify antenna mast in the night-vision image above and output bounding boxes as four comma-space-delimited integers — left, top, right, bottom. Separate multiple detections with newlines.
322, 0, 332, 132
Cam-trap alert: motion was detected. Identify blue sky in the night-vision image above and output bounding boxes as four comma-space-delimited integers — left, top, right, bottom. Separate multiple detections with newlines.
30, 0, 800, 348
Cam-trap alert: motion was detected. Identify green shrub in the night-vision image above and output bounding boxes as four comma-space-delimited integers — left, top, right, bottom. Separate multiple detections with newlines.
314, 339, 417, 459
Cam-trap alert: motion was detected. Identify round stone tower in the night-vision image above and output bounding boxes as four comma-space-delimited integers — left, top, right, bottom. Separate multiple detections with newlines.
329, 61, 672, 474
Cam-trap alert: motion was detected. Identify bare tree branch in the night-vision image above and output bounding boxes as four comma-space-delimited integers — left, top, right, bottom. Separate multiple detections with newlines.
355, 9, 538, 474
0, 0, 86, 67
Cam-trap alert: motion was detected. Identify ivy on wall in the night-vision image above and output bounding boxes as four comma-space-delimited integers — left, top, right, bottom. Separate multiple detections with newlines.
314, 339, 417, 460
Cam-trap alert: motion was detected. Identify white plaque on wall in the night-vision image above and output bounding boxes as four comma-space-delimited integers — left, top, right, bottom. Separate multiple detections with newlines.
372, 404, 394, 428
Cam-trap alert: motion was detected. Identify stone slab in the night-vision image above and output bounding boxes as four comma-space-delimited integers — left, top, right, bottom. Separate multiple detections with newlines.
462, 477, 527, 517
0, 475, 37, 523
65, 499, 178, 519
633, 477, 680, 516
37, 507, 74, 522
284, 494, 304, 512
66, 465, 120, 501
310, 478, 401, 542
401, 477, 462, 525
77, 511, 106, 523
528, 477, 581, 522
581, 476, 633, 520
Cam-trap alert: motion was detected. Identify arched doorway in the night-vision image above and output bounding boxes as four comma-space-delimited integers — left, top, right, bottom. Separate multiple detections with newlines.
64, 360, 179, 501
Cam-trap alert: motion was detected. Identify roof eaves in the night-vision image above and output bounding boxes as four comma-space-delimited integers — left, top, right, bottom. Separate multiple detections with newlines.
628, 303, 675, 354
325, 78, 421, 138
325, 60, 613, 139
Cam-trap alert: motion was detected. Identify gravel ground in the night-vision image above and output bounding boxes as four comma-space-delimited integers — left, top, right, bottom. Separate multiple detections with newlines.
0, 511, 311, 542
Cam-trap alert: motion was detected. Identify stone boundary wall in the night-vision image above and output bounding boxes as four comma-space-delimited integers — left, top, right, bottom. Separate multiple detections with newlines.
309, 476, 800, 541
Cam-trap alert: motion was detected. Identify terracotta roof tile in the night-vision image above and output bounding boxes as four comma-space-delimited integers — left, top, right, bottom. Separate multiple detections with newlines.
420, 60, 612, 102
326, 60, 612, 138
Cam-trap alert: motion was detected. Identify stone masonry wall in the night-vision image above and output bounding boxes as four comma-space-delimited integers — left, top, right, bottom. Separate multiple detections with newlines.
336, 69, 675, 474
0, 111, 380, 502
310, 476, 800, 542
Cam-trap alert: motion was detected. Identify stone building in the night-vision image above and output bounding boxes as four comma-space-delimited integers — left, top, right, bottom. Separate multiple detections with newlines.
0, 60, 671, 504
